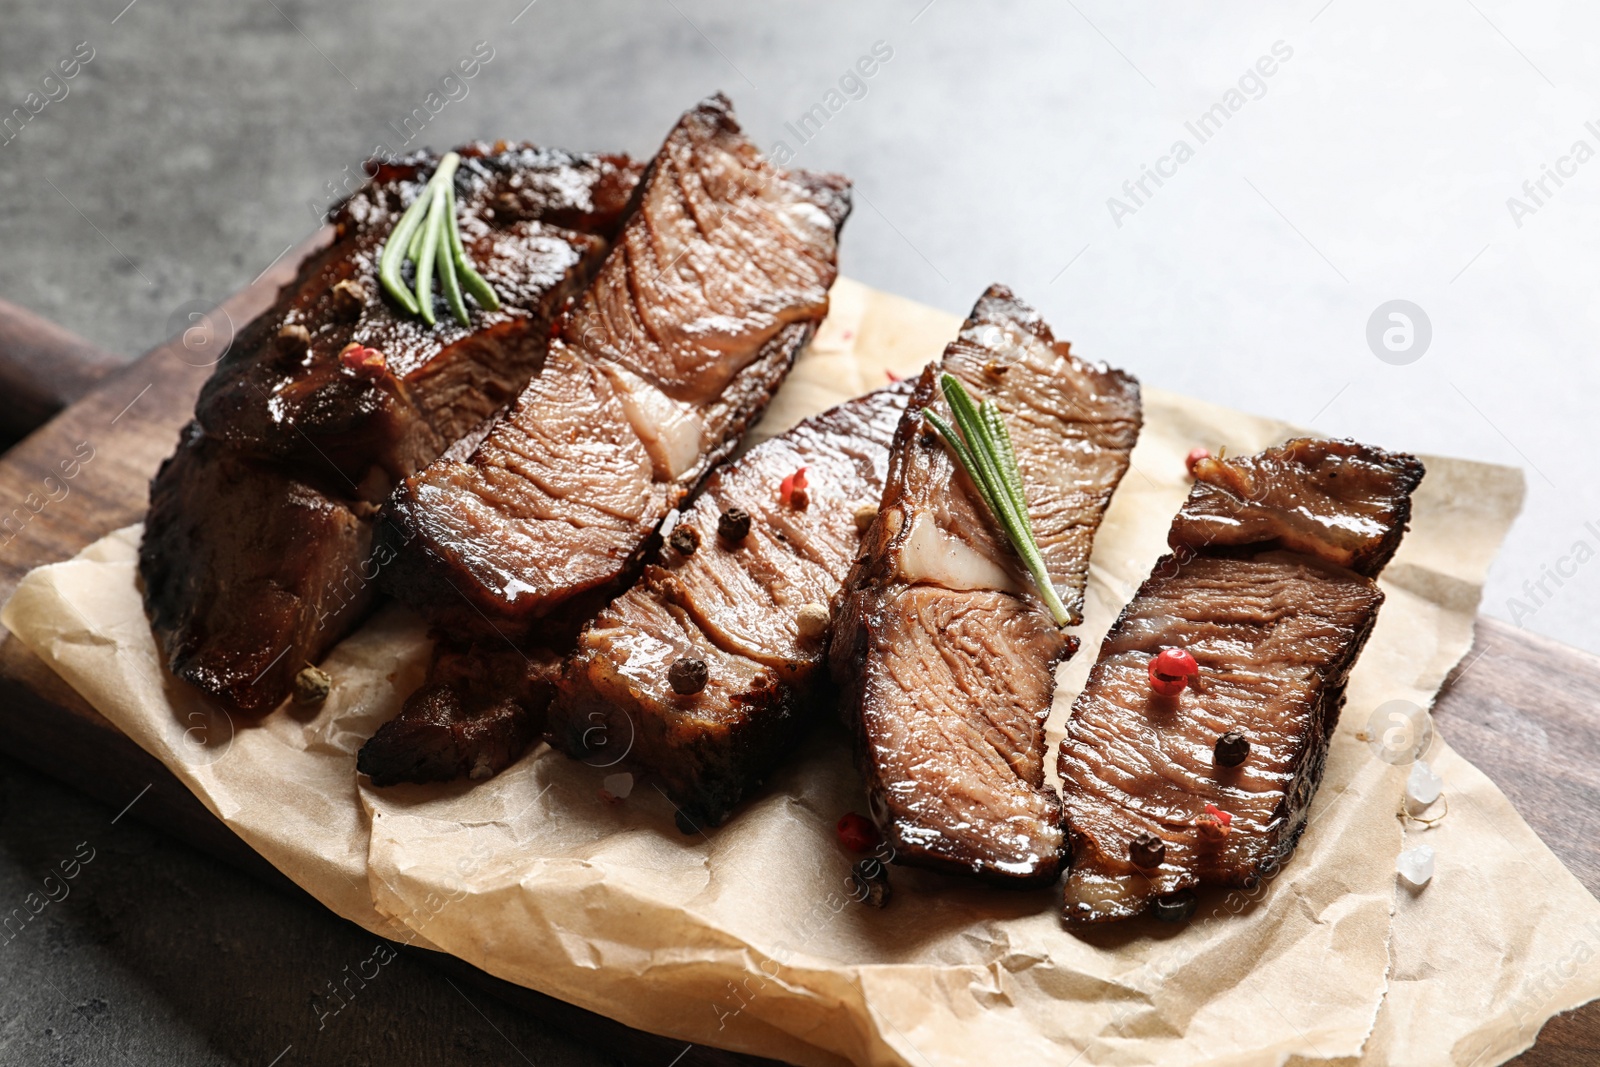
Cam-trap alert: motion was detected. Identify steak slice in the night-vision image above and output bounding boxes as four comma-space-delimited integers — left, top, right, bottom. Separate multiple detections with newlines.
143, 144, 641, 715
1058, 439, 1424, 925
1169, 437, 1425, 576
379, 94, 852, 641
357, 640, 558, 786
195, 143, 641, 485
830, 285, 1142, 886
546, 383, 910, 826
141, 424, 378, 714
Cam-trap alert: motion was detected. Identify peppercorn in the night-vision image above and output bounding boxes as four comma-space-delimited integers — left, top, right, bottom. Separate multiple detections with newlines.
1151, 889, 1197, 923
983, 360, 1010, 378
717, 506, 751, 544
1214, 731, 1250, 768
667, 657, 708, 695
853, 502, 879, 533
275, 322, 311, 357
780, 467, 809, 508
339, 342, 388, 380
293, 665, 331, 705
796, 603, 830, 641
1128, 830, 1165, 869
668, 524, 700, 556
851, 857, 891, 908
1196, 803, 1233, 842
332, 278, 367, 319
1148, 647, 1198, 696
836, 812, 879, 853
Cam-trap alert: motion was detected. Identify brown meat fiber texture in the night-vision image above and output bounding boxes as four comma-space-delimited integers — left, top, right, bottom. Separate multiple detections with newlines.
1058, 438, 1426, 925
141, 141, 642, 716
547, 383, 910, 828
358, 95, 853, 790
378, 94, 853, 643
829, 283, 1142, 887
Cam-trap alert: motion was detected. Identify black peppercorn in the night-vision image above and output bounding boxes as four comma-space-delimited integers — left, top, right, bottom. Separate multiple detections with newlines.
1151, 889, 1197, 923
1128, 830, 1166, 869
851, 857, 891, 908
717, 506, 751, 544
1214, 731, 1250, 768
667, 657, 708, 695
668, 524, 700, 556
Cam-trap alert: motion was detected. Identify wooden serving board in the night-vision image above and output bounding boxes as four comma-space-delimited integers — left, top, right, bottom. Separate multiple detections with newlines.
0, 241, 1594, 1065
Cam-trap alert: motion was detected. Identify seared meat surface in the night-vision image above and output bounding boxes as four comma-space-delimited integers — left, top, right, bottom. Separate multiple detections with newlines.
141, 424, 378, 714
548, 384, 909, 826
143, 143, 641, 715
830, 285, 1142, 886
1170, 438, 1425, 576
357, 641, 557, 786
195, 144, 640, 484
379, 95, 852, 642
1058, 439, 1424, 925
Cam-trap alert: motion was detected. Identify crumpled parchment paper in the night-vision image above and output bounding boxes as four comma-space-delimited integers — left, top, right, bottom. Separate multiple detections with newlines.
5, 277, 1596, 1066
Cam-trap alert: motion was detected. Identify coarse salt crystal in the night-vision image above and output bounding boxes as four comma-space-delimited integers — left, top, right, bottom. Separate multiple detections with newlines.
1406, 760, 1443, 811
1397, 845, 1435, 887
603, 772, 634, 800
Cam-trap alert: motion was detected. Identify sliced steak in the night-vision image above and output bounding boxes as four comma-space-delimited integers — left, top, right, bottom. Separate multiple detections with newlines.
1169, 437, 1425, 576
357, 640, 558, 786
830, 285, 1142, 886
195, 143, 641, 485
141, 424, 378, 714
546, 383, 909, 825
379, 94, 852, 642
1058, 439, 1424, 925
143, 145, 641, 715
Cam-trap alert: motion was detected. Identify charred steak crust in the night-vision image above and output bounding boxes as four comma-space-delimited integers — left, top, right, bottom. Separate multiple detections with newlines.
142, 144, 642, 716
377, 94, 853, 643
1170, 437, 1426, 578
545, 383, 912, 827
194, 144, 641, 483
829, 285, 1142, 887
1057, 439, 1424, 926
356, 640, 559, 787
140, 424, 378, 715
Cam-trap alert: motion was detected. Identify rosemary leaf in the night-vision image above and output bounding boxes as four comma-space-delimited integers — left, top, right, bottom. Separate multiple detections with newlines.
926, 373, 1072, 628
376, 151, 500, 326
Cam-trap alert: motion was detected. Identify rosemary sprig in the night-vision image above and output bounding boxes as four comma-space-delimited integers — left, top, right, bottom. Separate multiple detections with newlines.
378, 151, 501, 327
923, 372, 1071, 627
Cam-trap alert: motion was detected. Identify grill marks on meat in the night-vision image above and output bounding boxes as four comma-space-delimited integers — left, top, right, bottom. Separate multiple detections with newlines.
142, 144, 640, 716
194, 144, 640, 484
380, 95, 852, 642
830, 286, 1142, 886
547, 384, 909, 826
1058, 439, 1424, 925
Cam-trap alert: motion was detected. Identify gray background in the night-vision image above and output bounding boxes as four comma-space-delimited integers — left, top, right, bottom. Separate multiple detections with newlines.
0, 0, 1595, 1063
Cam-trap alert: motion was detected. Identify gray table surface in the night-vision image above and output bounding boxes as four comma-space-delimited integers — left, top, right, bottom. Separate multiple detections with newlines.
1, 0, 1596, 1063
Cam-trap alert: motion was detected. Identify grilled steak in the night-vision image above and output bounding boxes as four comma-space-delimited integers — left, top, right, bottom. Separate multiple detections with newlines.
141, 424, 378, 713
1057, 439, 1424, 924
829, 286, 1142, 886
357, 640, 558, 786
378, 95, 852, 642
545, 383, 910, 826
143, 144, 642, 715
195, 144, 641, 484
